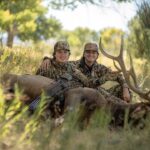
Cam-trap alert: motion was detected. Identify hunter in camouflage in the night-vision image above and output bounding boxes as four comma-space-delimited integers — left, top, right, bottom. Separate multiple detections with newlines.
72, 42, 131, 102
36, 41, 96, 89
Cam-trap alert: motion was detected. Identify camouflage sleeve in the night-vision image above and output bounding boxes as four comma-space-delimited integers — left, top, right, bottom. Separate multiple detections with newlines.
69, 60, 80, 67
36, 67, 48, 76
72, 67, 90, 87
95, 64, 128, 88
71, 67, 105, 88
36, 66, 44, 75
89, 64, 112, 86
105, 71, 128, 88
35, 57, 51, 76
68, 63, 91, 87
89, 76, 108, 87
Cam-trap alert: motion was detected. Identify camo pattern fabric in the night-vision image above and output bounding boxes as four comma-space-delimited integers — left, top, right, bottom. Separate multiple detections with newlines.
36, 58, 92, 89
71, 57, 128, 100
97, 85, 123, 100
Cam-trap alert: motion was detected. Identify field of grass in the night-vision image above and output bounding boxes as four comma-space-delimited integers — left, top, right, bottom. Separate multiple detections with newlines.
0, 47, 150, 150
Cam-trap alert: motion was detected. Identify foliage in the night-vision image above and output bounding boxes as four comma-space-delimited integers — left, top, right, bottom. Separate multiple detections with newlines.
0, 0, 134, 47
0, 0, 61, 47
57, 27, 99, 58
0, 92, 150, 149
100, 28, 125, 54
138, 0, 150, 29
48, 0, 133, 10
18, 15, 62, 42
127, 1, 150, 60
0, 46, 42, 75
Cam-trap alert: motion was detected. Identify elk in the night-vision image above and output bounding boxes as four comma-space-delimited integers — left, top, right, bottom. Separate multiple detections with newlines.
1, 73, 150, 129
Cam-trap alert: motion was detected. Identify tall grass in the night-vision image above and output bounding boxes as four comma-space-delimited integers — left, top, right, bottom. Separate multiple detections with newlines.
0, 46, 42, 75
0, 46, 150, 150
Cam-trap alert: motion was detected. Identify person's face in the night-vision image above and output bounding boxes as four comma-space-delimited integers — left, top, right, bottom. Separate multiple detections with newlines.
55, 49, 70, 63
83, 50, 99, 64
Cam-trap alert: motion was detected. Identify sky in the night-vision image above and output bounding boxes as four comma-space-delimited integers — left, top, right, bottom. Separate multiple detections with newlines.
48, 1, 137, 32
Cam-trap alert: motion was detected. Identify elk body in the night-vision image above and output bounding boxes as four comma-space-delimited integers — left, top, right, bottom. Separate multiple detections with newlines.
1, 73, 150, 128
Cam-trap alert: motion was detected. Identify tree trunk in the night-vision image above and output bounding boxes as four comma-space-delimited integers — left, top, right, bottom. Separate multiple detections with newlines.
0, 37, 3, 48
7, 27, 14, 48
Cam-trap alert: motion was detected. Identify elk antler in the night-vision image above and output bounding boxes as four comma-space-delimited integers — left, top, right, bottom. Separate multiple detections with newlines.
99, 36, 150, 101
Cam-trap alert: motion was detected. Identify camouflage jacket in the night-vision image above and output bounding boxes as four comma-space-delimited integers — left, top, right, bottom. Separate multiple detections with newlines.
71, 57, 128, 88
36, 58, 95, 89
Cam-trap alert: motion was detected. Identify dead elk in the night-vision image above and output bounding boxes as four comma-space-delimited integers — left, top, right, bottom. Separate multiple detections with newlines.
1, 73, 150, 129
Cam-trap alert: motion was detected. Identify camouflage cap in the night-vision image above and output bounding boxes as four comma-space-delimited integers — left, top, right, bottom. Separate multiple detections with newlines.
54, 41, 70, 52
84, 42, 99, 53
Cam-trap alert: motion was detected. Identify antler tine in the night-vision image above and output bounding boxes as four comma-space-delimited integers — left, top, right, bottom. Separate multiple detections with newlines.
99, 38, 118, 61
118, 42, 150, 100
113, 60, 121, 73
128, 52, 139, 88
99, 37, 127, 72
100, 36, 130, 83
119, 35, 124, 59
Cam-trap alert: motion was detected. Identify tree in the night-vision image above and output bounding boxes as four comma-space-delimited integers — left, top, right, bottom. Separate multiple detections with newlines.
48, 0, 133, 10
100, 28, 124, 54
0, 0, 61, 47
58, 27, 99, 47
0, 0, 133, 47
56, 27, 99, 57
71, 27, 99, 47
18, 15, 61, 42
127, 1, 150, 59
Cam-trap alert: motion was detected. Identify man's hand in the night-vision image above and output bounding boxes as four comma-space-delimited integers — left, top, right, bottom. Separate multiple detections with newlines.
123, 88, 131, 103
40, 58, 50, 70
